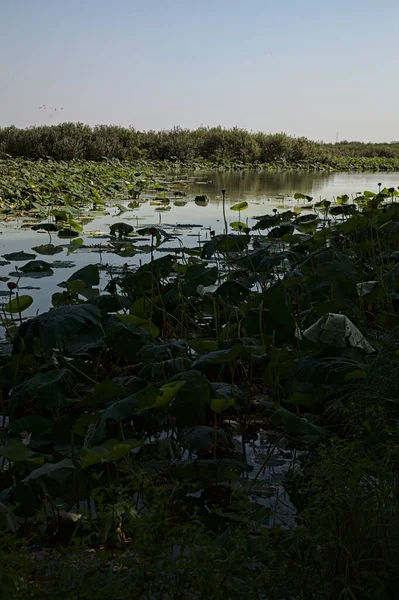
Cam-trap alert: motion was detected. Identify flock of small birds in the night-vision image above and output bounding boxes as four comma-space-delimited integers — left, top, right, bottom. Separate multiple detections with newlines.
38, 106, 64, 118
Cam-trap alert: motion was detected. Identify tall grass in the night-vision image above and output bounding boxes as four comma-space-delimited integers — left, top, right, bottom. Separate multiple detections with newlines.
0, 124, 333, 163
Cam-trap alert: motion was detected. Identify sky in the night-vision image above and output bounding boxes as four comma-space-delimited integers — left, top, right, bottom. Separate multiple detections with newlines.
1, 0, 398, 142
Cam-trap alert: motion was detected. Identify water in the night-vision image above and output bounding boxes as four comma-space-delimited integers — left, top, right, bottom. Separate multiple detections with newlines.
0, 169, 397, 318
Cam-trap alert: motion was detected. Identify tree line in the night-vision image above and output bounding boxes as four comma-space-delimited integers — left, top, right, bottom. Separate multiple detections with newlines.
1, 123, 398, 163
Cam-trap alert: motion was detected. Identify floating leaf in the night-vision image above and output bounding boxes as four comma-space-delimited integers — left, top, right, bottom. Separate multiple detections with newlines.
4, 295, 33, 314
31, 244, 63, 256
294, 193, 313, 202
20, 260, 53, 274
3, 252, 36, 261
230, 202, 248, 211
230, 221, 247, 231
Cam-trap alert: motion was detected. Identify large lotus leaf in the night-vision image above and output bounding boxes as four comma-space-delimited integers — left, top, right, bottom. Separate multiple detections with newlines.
105, 321, 152, 361
210, 382, 245, 406
214, 280, 250, 302
252, 214, 281, 231
65, 325, 105, 356
182, 264, 218, 296
135, 254, 175, 278
112, 375, 147, 395
140, 341, 188, 362
235, 248, 270, 271
8, 416, 53, 439
0, 439, 45, 464
272, 406, 327, 441
82, 380, 126, 409
201, 234, 248, 259
262, 284, 296, 331
80, 438, 142, 469
300, 249, 349, 270
17, 304, 101, 351
117, 255, 174, 296
211, 398, 235, 413
92, 385, 159, 442
93, 382, 184, 442
151, 381, 187, 408
178, 426, 229, 453
187, 340, 218, 353
330, 204, 358, 216
72, 413, 101, 436
258, 250, 302, 274
192, 344, 244, 371
338, 214, 367, 234
12, 368, 75, 409
302, 313, 375, 353
67, 264, 100, 287
267, 224, 294, 239
294, 214, 319, 232
89, 294, 128, 313
290, 347, 367, 391
21, 458, 75, 485
336, 194, 350, 205
169, 370, 212, 427
196, 284, 218, 297
116, 313, 159, 337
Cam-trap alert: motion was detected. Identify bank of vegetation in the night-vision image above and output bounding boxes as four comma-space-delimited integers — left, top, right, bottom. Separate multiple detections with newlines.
1, 124, 399, 171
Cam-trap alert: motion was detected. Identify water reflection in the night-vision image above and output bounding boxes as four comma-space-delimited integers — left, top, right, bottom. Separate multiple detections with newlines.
189, 170, 399, 205
189, 170, 332, 203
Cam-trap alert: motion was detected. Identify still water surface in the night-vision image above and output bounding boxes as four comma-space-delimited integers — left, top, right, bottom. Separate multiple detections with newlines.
0, 170, 397, 318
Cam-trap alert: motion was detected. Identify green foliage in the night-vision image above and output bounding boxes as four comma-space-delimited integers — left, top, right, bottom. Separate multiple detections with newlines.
2, 169, 399, 600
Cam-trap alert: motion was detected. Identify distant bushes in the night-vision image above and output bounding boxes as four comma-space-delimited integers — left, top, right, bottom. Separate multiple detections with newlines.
0, 123, 398, 163
0, 124, 329, 163
324, 140, 399, 159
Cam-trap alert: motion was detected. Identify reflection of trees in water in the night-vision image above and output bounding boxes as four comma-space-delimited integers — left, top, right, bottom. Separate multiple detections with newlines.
189, 170, 333, 203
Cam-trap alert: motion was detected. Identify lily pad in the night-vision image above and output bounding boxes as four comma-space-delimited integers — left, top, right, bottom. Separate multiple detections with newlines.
12, 260, 54, 278
31, 244, 63, 256
3, 252, 36, 261
57, 228, 80, 238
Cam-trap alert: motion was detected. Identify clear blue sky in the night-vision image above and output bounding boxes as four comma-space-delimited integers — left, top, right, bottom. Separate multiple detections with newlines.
1, 0, 397, 142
